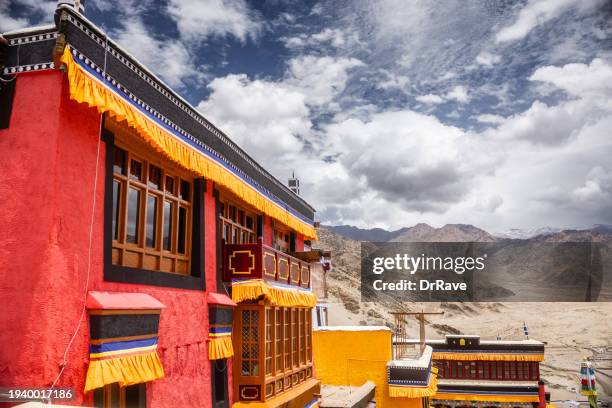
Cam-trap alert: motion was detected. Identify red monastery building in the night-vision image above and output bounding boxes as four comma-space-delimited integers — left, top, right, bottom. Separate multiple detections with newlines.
0, 2, 320, 407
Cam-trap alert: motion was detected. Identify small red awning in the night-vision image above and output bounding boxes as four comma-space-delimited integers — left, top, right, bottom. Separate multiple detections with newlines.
207, 292, 236, 307
86, 291, 166, 310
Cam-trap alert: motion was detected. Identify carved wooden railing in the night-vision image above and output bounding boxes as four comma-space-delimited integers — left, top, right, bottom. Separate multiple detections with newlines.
223, 241, 311, 289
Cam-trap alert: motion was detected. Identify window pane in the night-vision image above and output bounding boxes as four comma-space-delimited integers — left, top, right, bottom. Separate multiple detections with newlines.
113, 147, 126, 174
130, 159, 143, 181
165, 175, 175, 195
112, 180, 121, 240
178, 206, 187, 254
146, 195, 158, 248
126, 187, 141, 244
163, 201, 173, 251
180, 180, 190, 201
148, 164, 161, 189
223, 223, 229, 242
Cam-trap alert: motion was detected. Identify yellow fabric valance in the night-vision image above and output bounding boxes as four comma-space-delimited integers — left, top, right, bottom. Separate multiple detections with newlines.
84, 350, 165, 392
209, 335, 234, 360
231, 279, 317, 308
434, 393, 540, 403
59, 47, 317, 240
388, 366, 438, 398
432, 352, 544, 362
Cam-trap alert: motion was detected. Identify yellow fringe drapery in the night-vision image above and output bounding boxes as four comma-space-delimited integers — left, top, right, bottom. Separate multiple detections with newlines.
231, 279, 317, 308
209, 335, 234, 360
84, 350, 165, 392
432, 352, 544, 362
59, 47, 317, 240
434, 393, 540, 403
388, 367, 438, 398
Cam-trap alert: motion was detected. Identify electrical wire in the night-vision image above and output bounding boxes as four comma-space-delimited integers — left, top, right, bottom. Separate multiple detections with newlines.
0, 75, 17, 83
48, 113, 103, 396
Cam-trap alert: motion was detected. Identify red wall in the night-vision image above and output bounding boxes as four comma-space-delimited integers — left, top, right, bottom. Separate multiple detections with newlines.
263, 216, 273, 246
296, 235, 304, 252
0, 71, 231, 407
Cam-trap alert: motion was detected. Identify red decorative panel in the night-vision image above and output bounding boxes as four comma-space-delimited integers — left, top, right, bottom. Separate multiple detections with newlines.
300, 265, 310, 288
229, 250, 256, 275
239, 385, 260, 401
277, 257, 290, 283
263, 250, 277, 279
290, 261, 300, 284
223, 242, 313, 291
275, 379, 283, 394
223, 243, 262, 281
284, 375, 291, 390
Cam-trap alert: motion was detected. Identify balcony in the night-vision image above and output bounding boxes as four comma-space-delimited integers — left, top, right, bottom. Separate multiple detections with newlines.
223, 240, 311, 289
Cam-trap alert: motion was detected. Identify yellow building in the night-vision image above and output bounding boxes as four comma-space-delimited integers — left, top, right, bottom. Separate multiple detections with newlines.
313, 326, 437, 408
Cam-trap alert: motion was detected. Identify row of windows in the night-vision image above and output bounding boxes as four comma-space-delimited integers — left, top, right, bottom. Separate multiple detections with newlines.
111, 145, 193, 275
238, 307, 312, 378
220, 200, 256, 245
436, 360, 540, 381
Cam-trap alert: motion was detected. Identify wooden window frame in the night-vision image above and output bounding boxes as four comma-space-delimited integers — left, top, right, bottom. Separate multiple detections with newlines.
219, 197, 257, 245
111, 144, 192, 273
94, 383, 146, 408
103, 125, 205, 290
234, 304, 313, 403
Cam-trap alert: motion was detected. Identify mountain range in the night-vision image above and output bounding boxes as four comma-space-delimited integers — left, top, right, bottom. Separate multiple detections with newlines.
323, 223, 612, 242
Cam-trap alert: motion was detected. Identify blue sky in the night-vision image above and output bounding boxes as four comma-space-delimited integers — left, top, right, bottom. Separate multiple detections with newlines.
2, 0, 612, 232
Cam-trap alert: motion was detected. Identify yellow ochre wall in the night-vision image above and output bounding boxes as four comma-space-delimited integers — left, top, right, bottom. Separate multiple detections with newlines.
313, 328, 423, 408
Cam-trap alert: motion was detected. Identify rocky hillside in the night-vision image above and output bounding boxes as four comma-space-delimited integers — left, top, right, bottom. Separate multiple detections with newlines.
326, 222, 612, 243
391, 223, 495, 242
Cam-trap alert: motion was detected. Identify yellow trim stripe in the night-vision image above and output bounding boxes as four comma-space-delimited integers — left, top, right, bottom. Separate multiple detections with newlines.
209, 332, 232, 338
60, 47, 317, 240
231, 279, 317, 308
432, 352, 544, 362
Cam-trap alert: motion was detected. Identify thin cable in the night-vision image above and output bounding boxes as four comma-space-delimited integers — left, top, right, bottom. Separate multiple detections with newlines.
49, 114, 103, 393
0, 75, 17, 83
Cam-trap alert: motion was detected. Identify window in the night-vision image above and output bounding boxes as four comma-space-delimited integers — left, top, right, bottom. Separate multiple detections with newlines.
235, 305, 313, 402
103, 125, 205, 290
284, 308, 291, 369
265, 308, 273, 375
94, 383, 145, 408
274, 228, 290, 253
305, 311, 312, 361
241, 309, 259, 376
291, 309, 298, 367
275, 308, 283, 374
219, 199, 256, 244
110, 144, 192, 275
